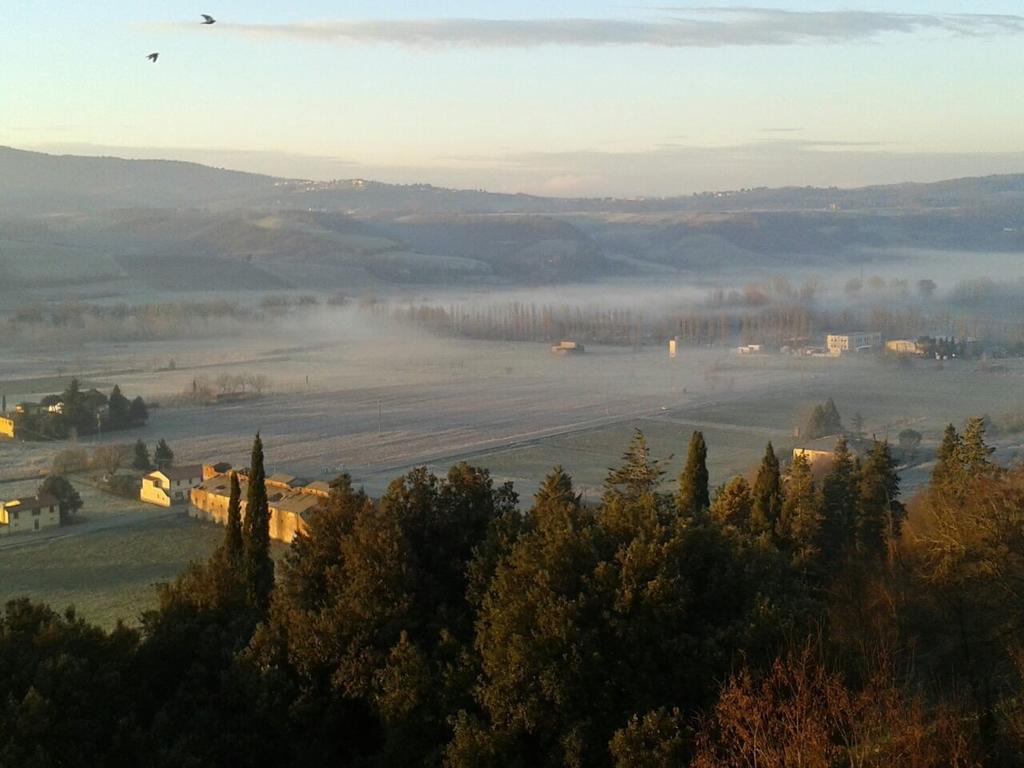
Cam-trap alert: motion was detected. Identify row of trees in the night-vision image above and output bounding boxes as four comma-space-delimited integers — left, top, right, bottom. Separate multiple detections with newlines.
374, 297, 1024, 352
1, 422, 1021, 765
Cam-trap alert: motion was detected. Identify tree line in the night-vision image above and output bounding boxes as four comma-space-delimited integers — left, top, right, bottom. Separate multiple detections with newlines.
2, 420, 1023, 765
373, 298, 1024, 352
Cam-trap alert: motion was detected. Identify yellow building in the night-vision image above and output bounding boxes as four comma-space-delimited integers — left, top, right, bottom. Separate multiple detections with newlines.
140, 465, 204, 507
826, 332, 882, 356
793, 447, 835, 469
885, 339, 921, 355
190, 464, 329, 543
0, 416, 14, 439
0, 493, 60, 536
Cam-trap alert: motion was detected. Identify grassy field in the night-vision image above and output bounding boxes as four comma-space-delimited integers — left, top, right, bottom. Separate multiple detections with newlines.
0, 512, 224, 629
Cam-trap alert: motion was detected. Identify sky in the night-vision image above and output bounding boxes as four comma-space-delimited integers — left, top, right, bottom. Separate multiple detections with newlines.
3, 1, 1024, 196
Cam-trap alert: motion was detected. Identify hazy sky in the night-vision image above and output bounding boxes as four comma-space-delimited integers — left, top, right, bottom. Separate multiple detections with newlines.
4, 1, 1024, 196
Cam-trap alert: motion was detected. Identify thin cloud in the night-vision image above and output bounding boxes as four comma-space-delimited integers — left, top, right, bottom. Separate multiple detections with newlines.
154, 9, 1024, 48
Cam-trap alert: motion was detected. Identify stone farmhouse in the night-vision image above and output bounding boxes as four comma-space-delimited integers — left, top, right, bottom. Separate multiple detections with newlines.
190, 464, 331, 543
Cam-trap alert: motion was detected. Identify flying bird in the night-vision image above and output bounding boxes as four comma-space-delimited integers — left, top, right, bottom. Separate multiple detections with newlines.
146, 52, 159, 62
201, 14, 216, 24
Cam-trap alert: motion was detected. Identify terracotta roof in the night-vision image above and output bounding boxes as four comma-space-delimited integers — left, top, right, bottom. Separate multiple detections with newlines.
3, 492, 59, 511
153, 465, 204, 481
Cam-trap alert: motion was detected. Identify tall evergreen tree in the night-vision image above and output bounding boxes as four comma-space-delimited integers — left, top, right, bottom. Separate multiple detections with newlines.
677, 431, 710, 518
131, 439, 151, 471
224, 471, 243, 566
153, 438, 174, 470
779, 454, 822, 568
821, 437, 858, 560
931, 423, 961, 492
603, 429, 665, 503
108, 384, 130, 426
534, 465, 580, 511
709, 477, 753, 531
958, 417, 995, 477
242, 433, 274, 613
822, 397, 842, 434
127, 396, 148, 425
751, 442, 783, 538
61, 377, 86, 427
856, 440, 904, 560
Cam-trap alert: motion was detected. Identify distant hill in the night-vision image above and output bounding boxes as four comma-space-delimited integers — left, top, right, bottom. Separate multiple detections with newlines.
1, 146, 1023, 293
4, 145, 1024, 216
0, 146, 282, 213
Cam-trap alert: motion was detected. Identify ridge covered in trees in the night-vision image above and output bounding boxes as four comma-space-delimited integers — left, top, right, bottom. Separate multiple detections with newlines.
2, 422, 1022, 766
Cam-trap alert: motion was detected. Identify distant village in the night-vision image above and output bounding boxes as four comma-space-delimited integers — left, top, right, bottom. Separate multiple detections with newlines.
734, 331, 981, 360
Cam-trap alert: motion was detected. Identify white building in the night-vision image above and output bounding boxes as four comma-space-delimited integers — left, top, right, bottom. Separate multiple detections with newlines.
0, 493, 60, 535
141, 465, 204, 507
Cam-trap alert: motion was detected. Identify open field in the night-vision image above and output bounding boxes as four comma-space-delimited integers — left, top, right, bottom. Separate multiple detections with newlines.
0, 511, 223, 629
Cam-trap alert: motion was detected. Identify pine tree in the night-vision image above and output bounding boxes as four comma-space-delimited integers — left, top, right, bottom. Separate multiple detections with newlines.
534, 466, 580, 511
821, 437, 857, 559
779, 454, 822, 568
153, 439, 174, 470
225, 471, 243, 565
677, 431, 710, 518
242, 433, 274, 613
958, 417, 995, 476
856, 440, 904, 560
932, 423, 961, 491
822, 397, 842, 434
108, 385, 129, 426
127, 396, 148, 425
709, 477, 753, 531
603, 429, 665, 503
61, 377, 85, 425
131, 439, 151, 471
751, 442, 783, 538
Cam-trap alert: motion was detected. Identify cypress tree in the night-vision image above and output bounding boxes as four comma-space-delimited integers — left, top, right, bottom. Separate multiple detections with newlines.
677, 431, 710, 518
751, 442, 783, 538
242, 433, 274, 613
225, 471, 243, 566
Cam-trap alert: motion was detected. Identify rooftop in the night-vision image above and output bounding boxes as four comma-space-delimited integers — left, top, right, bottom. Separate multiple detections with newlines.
150, 464, 204, 481
2, 492, 59, 511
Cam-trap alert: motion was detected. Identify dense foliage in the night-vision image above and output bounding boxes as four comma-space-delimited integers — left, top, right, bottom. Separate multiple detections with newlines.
3, 423, 1023, 765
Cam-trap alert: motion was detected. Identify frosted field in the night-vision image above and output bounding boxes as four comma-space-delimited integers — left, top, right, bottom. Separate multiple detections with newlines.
2, 321, 1023, 628
3, 321, 1022, 499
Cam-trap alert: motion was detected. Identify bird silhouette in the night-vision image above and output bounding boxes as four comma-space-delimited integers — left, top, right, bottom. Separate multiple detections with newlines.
201, 14, 216, 24
146, 52, 159, 62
